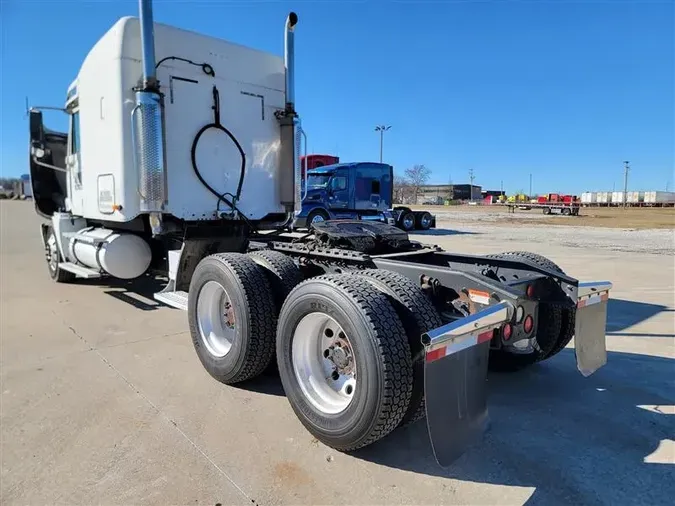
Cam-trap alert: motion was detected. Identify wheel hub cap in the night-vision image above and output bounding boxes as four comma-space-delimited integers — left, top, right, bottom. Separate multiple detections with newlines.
292, 312, 357, 414
196, 281, 236, 358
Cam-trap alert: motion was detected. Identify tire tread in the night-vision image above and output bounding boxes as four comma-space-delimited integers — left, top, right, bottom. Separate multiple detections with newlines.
354, 269, 442, 426
193, 253, 277, 383
248, 249, 304, 310
280, 273, 413, 450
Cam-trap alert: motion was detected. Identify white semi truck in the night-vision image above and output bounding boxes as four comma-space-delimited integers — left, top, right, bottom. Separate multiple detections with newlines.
28, 0, 613, 466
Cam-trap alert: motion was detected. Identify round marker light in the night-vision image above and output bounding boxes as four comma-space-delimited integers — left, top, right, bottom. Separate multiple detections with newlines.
523, 315, 534, 334
502, 323, 513, 341
526, 285, 535, 298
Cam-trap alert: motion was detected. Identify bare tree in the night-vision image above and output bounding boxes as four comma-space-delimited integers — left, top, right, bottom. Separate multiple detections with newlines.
404, 164, 432, 203
393, 173, 414, 204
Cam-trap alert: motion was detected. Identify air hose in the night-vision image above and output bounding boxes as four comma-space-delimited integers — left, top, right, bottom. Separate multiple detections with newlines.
190, 85, 246, 215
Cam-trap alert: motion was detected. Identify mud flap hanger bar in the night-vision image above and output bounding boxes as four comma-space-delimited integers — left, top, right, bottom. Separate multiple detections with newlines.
421, 301, 514, 467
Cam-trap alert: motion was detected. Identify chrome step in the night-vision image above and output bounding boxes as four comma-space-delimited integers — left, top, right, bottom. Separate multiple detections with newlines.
154, 290, 189, 311
58, 262, 101, 279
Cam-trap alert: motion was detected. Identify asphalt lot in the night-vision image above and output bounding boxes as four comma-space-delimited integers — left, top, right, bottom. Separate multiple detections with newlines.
1, 200, 673, 505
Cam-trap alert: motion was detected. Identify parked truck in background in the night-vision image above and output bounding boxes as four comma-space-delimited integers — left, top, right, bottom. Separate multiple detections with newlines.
26, 0, 613, 467
295, 160, 436, 231
300, 154, 340, 176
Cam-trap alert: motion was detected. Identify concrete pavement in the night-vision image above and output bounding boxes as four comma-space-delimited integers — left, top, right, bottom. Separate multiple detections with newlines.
1, 200, 673, 505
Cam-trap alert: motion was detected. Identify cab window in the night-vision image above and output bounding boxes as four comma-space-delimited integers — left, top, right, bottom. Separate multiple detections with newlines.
331, 175, 347, 191
70, 110, 82, 185
70, 111, 80, 154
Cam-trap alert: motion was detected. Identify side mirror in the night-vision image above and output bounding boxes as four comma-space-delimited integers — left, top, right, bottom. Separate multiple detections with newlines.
29, 109, 44, 143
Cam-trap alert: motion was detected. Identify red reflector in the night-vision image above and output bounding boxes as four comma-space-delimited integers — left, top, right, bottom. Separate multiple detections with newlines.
426, 347, 446, 363
502, 323, 512, 340
477, 330, 494, 344
524, 315, 534, 334
526, 285, 535, 298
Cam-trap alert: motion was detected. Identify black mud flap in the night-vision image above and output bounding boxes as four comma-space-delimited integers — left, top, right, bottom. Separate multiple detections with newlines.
421, 301, 513, 467
574, 281, 612, 377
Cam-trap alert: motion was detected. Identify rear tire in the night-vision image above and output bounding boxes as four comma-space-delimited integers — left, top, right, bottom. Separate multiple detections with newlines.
398, 211, 416, 232
276, 274, 413, 451
248, 250, 304, 311
248, 249, 304, 374
485, 251, 572, 371
415, 211, 433, 231
307, 209, 329, 229
353, 269, 442, 426
188, 253, 277, 384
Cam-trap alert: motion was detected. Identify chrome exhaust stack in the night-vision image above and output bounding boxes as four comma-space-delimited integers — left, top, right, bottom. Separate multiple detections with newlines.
277, 12, 300, 215
133, 0, 167, 234
284, 12, 298, 111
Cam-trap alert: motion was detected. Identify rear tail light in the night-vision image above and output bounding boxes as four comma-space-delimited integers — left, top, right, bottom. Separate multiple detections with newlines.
523, 315, 534, 334
502, 323, 513, 341
526, 284, 535, 298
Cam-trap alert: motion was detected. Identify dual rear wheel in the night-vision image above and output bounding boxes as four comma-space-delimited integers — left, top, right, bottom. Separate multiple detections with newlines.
485, 251, 575, 372
187, 252, 441, 451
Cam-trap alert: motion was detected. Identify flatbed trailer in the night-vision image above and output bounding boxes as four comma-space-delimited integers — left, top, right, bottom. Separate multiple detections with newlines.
502, 202, 581, 216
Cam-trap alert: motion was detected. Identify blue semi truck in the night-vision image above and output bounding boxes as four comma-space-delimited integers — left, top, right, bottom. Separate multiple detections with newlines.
294, 161, 436, 231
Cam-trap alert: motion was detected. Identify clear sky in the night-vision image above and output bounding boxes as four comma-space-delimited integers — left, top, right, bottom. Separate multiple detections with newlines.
1, 0, 673, 194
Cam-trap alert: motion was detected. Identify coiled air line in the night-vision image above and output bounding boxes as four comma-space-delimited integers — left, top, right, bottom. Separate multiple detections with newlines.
190, 85, 247, 216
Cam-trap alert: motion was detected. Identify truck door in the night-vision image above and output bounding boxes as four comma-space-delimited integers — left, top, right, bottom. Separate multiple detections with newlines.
327, 170, 349, 209
28, 109, 69, 217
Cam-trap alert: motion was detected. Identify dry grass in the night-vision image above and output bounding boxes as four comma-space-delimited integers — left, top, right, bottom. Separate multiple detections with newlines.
411, 204, 675, 230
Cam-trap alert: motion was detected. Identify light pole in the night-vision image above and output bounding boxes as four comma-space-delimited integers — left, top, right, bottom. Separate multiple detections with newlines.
375, 125, 391, 163
469, 168, 475, 201
623, 161, 630, 208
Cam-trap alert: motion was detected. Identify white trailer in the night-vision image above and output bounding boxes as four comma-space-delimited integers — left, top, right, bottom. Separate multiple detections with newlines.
581, 192, 597, 204
596, 191, 610, 205
626, 191, 644, 204
644, 191, 675, 205
27, 0, 613, 467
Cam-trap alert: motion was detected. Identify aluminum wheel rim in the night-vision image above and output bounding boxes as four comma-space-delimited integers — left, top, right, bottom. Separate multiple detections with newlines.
46, 234, 58, 272
403, 215, 414, 229
197, 280, 236, 358
421, 214, 431, 227
311, 214, 325, 224
292, 312, 357, 415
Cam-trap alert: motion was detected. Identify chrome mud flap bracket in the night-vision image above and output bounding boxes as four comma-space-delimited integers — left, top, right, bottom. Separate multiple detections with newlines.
574, 281, 613, 377
421, 301, 514, 467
